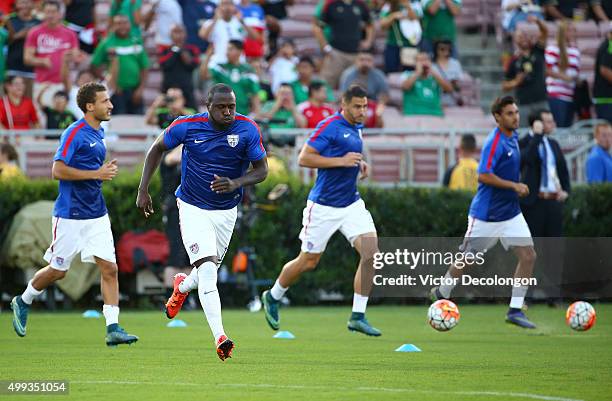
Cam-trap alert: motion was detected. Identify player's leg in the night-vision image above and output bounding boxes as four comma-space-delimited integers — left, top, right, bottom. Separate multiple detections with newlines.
339, 199, 381, 336
82, 215, 138, 345
263, 201, 340, 330
11, 217, 76, 337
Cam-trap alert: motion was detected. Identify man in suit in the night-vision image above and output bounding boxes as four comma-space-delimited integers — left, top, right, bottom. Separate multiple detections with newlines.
519, 109, 570, 237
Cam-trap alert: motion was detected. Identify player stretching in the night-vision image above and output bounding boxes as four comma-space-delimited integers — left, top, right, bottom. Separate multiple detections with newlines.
136, 84, 268, 360
10, 83, 138, 346
431, 96, 538, 329
262, 85, 381, 336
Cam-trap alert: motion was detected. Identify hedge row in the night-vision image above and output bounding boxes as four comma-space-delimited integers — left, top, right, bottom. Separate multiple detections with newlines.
1, 173, 610, 303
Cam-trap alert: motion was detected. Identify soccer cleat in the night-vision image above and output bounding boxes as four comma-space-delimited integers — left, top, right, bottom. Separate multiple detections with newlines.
506, 308, 537, 329
105, 325, 139, 346
262, 290, 280, 330
429, 286, 446, 303
347, 316, 382, 337
216, 335, 235, 361
10, 296, 29, 337
165, 273, 189, 319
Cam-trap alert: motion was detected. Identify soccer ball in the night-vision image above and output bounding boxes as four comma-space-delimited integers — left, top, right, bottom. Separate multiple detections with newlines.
566, 301, 596, 331
427, 300, 460, 331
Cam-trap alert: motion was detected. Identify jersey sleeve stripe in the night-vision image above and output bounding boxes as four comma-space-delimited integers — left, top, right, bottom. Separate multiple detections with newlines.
310, 116, 340, 142
236, 115, 265, 152
164, 116, 208, 138
61, 121, 85, 158
486, 130, 501, 171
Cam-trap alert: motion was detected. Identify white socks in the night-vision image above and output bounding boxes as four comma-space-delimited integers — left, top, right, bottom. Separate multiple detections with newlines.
197, 261, 225, 342
352, 293, 369, 313
179, 267, 199, 293
102, 304, 120, 326
509, 285, 529, 309
21, 280, 43, 305
270, 279, 288, 301
439, 272, 455, 299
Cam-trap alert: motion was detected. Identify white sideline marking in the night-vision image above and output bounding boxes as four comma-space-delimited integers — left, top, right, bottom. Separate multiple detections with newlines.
72, 380, 583, 401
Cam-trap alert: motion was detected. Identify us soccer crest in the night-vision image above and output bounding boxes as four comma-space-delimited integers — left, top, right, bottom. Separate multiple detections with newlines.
227, 134, 239, 147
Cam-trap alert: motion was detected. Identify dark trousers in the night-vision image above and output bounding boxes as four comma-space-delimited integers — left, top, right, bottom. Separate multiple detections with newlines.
595, 103, 612, 123
548, 97, 574, 128
111, 88, 144, 115
521, 198, 564, 237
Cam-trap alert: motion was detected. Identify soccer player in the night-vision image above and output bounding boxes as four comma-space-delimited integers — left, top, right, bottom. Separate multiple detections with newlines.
262, 84, 381, 337
10, 82, 139, 346
136, 83, 268, 360
431, 96, 538, 329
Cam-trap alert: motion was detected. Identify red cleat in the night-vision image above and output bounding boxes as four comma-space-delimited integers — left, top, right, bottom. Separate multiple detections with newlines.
216, 335, 235, 361
165, 273, 189, 319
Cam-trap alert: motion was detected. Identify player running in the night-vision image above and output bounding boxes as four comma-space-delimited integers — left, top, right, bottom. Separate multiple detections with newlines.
431, 96, 538, 329
262, 85, 381, 336
10, 83, 138, 346
136, 84, 268, 361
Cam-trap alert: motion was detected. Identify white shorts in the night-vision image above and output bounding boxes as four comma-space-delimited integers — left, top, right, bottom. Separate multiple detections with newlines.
461, 213, 534, 252
44, 214, 116, 271
177, 198, 237, 265
299, 199, 377, 253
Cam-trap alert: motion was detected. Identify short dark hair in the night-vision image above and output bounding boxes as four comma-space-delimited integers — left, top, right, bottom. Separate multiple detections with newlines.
528, 108, 550, 127
206, 83, 234, 105
43, 0, 61, 9
342, 84, 368, 103
308, 81, 325, 97
0, 143, 19, 163
5, 75, 23, 86
490, 96, 516, 116
77, 82, 107, 113
298, 56, 315, 68
228, 40, 244, 50
53, 90, 69, 100
460, 134, 476, 152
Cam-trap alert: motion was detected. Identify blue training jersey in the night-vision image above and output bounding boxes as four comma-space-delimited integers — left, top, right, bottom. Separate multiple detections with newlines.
307, 112, 362, 207
469, 127, 521, 222
53, 119, 108, 220
163, 112, 266, 210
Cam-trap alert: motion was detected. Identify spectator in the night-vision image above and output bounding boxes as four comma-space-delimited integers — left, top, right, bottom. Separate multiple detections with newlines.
297, 81, 335, 128
379, 0, 423, 73
91, 15, 149, 115
178, 0, 216, 52
545, 21, 580, 128
0, 0, 16, 15
553, 0, 608, 22
201, 39, 261, 115
66, 69, 95, 119
400, 51, 452, 116
502, 1, 549, 34
64, 0, 96, 53
261, 0, 293, 56
502, 15, 549, 127
5, 0, 41, 98
420, 0, 461, 55
288, 56, 334, 105
0, 143, 25, 181
586, 122, 612, 183
110, 0, 143, 39
249, 56, 274, 103
269, 39, 298, 94
0, 75, 40, 129
432, 39, 464, 106
313, 0, 374, 89
442, 133, 478, 191
145, 87, 195, 129
24, 0, 79, 110
159, 24, 200, 109
143, 0, 183, 49
258, 83, 307, 129
593, 23, 612, 123
198, 0, 258, 66
0, 19, 7, 87
519, 109, 570, 237
35, 85, 76, 137
237, 0, 266, 59
340, 50, 390, 105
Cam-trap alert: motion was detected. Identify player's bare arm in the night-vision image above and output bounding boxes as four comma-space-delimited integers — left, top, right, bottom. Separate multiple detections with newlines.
52, 159, 118, 181
479, 172, 529, 197
211, 157, 269, 194
136, 132, 168, 217
298, 144, 362, 169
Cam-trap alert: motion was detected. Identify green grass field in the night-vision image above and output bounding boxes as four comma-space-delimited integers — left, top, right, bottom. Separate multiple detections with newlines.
1, 304, 611, 401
